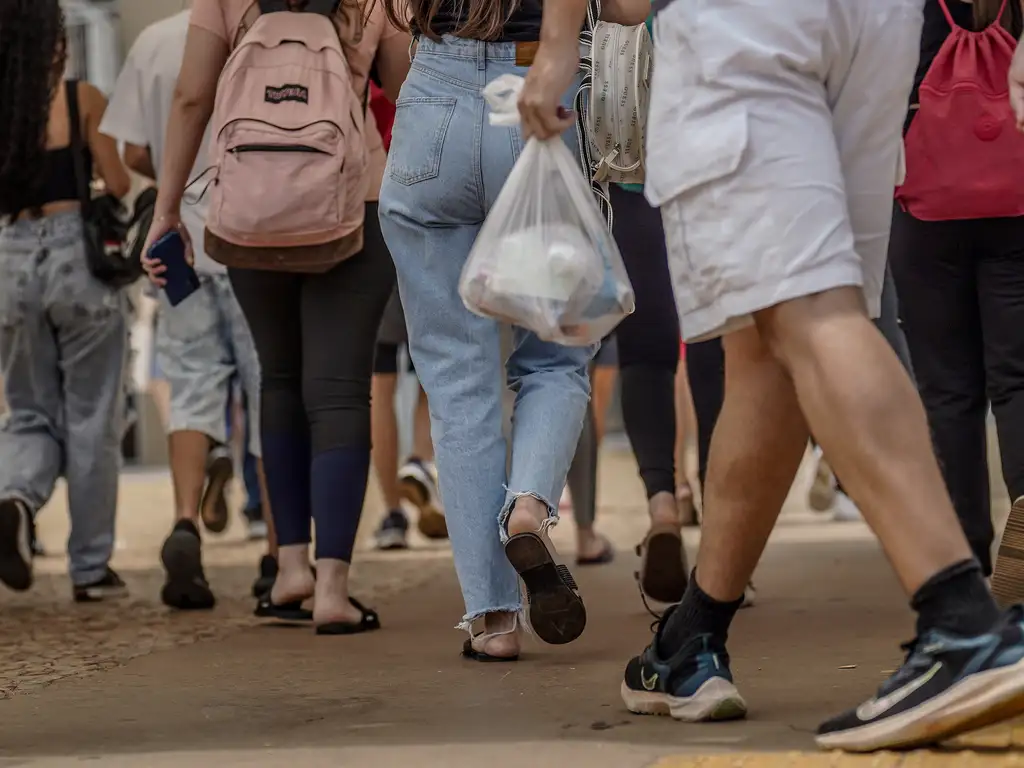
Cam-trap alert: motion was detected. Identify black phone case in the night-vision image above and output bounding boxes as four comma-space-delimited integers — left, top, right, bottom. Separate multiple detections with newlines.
153, 234, 201, 307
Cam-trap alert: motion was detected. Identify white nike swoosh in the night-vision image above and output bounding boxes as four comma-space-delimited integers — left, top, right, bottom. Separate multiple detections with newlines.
856, 662, 943, 722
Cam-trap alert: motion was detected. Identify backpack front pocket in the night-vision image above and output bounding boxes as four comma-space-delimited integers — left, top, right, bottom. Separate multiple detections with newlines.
214, 122, 343, 243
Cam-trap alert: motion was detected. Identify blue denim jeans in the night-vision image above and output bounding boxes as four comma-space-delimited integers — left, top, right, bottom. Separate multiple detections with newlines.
379, 36, 594, 628
0, 212, 127, 585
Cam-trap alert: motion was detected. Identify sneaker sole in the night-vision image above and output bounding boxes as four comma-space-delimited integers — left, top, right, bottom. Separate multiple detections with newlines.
505, 532, 586, 645
74, 585, 129, 603
399, 475, 448, 540
815, 656, 1024, 752
638, 528, 688, 604
992, 496, 1024, 608
621, 677, 748, 722
160, 531, 216, 610
200, 455, 233, 534
0, 501, 32, 591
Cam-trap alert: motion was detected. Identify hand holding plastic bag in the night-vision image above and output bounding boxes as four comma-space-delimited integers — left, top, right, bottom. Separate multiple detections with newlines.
458, 75, 634, 346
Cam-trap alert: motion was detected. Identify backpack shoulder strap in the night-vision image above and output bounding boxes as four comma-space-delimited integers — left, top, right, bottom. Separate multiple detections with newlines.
65, 80, 93, 219
234, 0, 343, 48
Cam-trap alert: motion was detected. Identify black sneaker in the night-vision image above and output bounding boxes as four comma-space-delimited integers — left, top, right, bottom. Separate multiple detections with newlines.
374, 509, 410, 551
252, 554, 278, 598
621, 605, 748, 722
817, 605, 1024, 751
73, 568, 128, 603
160, 520, 216, 610
200, 446, 233, 534
0, 498, 33, 592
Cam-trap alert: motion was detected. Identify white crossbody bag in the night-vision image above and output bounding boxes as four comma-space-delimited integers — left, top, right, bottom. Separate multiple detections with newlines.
574, 0, 654, 227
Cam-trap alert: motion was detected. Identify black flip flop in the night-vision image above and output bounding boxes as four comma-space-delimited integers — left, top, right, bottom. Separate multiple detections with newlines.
461, 636, 520, 662
504, 531, 586, 645
576, 537, 615, 566
255, 594, 313, 622
636, 527, 688, 604
315, 597, 381, 636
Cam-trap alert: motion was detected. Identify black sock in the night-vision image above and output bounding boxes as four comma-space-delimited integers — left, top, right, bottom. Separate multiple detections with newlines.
657, 570, 743, 658
911, 559, 1000, 637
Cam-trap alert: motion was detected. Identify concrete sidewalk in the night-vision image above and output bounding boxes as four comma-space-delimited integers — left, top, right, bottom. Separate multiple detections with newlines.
1, 447, 1021, 766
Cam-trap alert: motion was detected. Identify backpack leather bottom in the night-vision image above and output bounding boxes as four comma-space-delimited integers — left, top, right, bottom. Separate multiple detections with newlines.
205, 227, 364, 273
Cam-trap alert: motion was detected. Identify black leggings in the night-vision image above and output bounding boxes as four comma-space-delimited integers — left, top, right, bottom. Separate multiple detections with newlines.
889, 208, 1024, 575
228, 203, 395, 562
610, 186, 682, 500
685, 337, 725, 491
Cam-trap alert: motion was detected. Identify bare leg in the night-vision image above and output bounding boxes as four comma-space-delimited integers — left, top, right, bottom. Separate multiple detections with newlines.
168, 430, 211, 524
411, 385, 433, 461
695, 326, 811, 601
591, 365, 618, 445
371, 373, 402, 510
757, 287, 972, 595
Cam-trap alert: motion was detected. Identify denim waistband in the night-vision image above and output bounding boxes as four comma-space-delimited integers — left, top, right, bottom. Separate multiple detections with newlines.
414, 34, 524, 62
0, 210, 83, 246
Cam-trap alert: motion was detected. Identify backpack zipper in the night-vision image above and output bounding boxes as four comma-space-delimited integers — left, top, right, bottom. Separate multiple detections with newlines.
229, 144, 329, 154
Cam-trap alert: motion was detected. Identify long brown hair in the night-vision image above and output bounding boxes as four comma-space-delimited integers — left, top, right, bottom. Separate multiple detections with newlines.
974, 0, 1017, 31
382, 0, 521, 41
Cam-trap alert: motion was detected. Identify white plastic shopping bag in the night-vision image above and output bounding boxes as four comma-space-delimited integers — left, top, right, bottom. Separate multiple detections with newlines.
458, 75, 634, 346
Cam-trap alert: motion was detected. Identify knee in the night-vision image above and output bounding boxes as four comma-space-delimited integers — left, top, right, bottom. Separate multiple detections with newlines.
303, 375, 371, 452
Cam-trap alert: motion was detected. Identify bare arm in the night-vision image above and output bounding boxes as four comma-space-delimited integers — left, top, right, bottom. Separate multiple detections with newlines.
598, 0, 651, 26
155, 25, 228, 216
124, 143, 157, 181
519, 0, 589, 138
375, 26, 412, 103
82, 83, 131, 199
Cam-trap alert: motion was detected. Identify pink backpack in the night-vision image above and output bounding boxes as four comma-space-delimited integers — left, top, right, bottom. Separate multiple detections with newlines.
205, 0, 367, 265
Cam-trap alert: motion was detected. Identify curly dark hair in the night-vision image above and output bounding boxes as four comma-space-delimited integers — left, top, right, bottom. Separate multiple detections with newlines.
0, 0, 67, 217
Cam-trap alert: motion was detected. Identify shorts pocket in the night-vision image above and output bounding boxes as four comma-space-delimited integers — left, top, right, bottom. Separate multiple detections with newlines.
388, 97, 457, 186
644, 102, 749, 207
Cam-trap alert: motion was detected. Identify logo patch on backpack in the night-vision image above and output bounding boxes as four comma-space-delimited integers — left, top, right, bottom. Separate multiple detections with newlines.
265, 84, 309, 105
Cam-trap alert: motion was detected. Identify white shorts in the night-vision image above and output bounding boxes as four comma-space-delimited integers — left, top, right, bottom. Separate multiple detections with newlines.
646, 0, 924, 342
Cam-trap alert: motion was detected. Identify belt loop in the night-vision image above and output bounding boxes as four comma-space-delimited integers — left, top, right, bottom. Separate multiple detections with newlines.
477, 39, 486, 70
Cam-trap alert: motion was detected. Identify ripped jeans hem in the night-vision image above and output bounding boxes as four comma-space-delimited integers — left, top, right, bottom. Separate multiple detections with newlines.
456, 602, 523, 634
497, 489, 558, 544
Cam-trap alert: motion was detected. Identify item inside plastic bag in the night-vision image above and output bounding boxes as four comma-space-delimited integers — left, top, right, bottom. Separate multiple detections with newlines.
458, 75, 634, 346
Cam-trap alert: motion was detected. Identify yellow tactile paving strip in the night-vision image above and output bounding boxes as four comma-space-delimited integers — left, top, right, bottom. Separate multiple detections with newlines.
652, 721, 1024, 767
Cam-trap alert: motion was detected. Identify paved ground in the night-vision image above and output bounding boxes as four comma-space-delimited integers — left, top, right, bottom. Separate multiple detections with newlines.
1, 444, 1023, 766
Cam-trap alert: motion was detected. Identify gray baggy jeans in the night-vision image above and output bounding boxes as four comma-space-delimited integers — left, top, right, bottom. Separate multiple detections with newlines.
0, 211, 127, 585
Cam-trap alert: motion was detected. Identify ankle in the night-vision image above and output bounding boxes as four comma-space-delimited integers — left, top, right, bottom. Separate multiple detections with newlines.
658, 571, 743, 657
483, 610, 518, 635
506, 496, 549, 536
912, 559, 999, 637
277, 544, 312, 576
649, 491, 680, 527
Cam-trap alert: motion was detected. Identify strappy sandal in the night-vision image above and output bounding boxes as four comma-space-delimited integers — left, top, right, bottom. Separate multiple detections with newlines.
461, 615, 520, 662
315, 597, 381, 636
504, 527, 586, 645
576, 535, 615, 566
255, 594, 314, 622
635, 524, 688, 604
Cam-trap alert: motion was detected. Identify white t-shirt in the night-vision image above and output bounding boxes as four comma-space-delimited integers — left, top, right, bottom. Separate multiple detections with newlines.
100, 10, 222, 275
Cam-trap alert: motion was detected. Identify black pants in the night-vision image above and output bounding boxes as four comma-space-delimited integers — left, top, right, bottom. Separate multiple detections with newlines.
228, 203, 395, 562
610, 185, 682, 499
889, 207, 1024, 575
685, 337, 725, 491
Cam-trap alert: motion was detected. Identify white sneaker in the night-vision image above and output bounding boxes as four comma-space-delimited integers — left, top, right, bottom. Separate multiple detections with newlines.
399, 459, 447, 539
832, 492, 863, 522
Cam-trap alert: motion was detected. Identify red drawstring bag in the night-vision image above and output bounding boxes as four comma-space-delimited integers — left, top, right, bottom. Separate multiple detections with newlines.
369, 81, 396, 152
896, 0, 1024, 221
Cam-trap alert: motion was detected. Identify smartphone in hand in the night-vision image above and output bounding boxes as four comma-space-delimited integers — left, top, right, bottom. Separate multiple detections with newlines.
149, 231, 200, 307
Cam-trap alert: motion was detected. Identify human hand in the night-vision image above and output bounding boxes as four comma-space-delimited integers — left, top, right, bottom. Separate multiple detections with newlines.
141, 211, 193, 287
518, 38, 580, 140
1010, 36, 1024, 131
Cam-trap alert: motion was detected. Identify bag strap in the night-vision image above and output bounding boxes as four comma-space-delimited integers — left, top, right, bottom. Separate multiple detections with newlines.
65, 80, 93, 220
576, 0, 613, 230
258, 0, 340, 14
